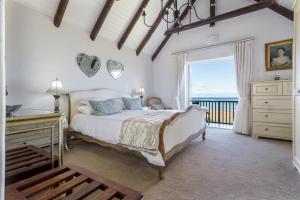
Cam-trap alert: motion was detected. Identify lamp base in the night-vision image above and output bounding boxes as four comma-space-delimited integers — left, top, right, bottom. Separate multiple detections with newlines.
140, 96, 143, 106
53, 95, 60, 113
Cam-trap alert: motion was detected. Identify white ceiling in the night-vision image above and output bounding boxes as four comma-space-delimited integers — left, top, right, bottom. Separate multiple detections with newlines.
12, 0, 294, 56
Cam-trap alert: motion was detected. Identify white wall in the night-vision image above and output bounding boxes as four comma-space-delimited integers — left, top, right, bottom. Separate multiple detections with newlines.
153, 4, 293, 107
5, 1, 153, 113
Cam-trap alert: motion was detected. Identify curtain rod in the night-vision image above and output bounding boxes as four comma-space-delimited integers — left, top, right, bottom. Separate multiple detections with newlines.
171, 37, 255, 55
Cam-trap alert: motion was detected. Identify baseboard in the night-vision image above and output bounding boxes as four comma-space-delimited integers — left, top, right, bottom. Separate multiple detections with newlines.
293, 156, 300, 173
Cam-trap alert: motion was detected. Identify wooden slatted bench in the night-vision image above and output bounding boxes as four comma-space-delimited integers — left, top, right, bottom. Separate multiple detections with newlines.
6, 145, 58, 185
6, 163, 143, 200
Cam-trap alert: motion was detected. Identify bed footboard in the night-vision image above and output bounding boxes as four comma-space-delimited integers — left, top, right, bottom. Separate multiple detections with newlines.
159, 105, 208, 163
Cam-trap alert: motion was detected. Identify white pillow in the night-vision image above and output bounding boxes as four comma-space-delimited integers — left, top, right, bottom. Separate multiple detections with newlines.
77, 105, 93, 115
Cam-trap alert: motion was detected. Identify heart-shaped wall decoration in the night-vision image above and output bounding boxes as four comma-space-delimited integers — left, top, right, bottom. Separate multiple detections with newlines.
76, 53, 101, 78
106, 59, 124, 80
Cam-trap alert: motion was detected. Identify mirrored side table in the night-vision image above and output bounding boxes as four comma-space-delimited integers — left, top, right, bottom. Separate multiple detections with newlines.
6, 108, 64, 167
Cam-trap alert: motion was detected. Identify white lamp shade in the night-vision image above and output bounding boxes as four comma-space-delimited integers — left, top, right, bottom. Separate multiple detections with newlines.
138, 87, 145, 96
47, 78, 65, 95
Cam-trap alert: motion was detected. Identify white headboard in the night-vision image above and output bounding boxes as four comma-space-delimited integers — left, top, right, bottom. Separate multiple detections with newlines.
68, 88, 131, 120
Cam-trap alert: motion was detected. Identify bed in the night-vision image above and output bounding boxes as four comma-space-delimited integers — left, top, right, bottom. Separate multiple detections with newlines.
68, 88, 207, 179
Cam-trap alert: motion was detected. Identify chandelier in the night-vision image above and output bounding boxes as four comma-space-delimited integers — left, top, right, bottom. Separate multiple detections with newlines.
142, 0, 214, 29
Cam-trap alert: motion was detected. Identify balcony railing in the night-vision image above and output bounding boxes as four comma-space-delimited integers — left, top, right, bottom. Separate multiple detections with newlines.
192, 99, 239, 125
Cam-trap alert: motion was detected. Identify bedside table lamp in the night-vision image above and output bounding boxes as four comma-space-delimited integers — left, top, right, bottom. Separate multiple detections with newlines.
138, 87, 145, 106
138, 87, 145, 100
47, 78, 65, 113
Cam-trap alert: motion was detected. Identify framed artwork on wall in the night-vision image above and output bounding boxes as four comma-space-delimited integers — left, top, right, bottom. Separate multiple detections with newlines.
265, 39, 293, 71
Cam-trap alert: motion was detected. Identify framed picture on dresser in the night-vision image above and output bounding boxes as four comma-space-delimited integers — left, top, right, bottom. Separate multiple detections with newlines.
265, 39, 293, 71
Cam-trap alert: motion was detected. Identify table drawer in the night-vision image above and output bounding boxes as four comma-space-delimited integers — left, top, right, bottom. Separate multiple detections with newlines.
252, 82, 282, 96
253, 97, 292, 110
6, 128, 58, 149
253, 123, 292, 140
252, 110, 292, 124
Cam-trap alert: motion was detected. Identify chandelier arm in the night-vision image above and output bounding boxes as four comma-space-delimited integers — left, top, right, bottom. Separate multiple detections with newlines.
143, 15, 153, 28
192, 4, 208, 21
179, 2, 189, 12
167, 7, 175, 13
162, 17, 176, 23
162, 7, 176, 24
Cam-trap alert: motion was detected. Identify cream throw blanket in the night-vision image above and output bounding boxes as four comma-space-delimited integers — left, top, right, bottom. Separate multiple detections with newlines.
118, 111, 177, 154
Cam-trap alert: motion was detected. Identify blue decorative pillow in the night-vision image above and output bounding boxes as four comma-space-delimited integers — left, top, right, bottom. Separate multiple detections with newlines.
122, 97, 142, 110
89, 99, 121, 116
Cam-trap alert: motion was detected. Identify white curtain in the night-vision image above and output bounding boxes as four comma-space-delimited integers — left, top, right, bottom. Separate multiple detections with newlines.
174, 53, 189, 110
233, 40, 253, 135
0, 0, 5, 197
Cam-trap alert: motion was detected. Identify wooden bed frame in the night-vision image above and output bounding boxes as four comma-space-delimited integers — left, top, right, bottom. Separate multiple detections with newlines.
67, 90, 207, 179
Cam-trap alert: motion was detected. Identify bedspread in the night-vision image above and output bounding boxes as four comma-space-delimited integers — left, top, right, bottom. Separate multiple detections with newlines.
118, 110, 177, 154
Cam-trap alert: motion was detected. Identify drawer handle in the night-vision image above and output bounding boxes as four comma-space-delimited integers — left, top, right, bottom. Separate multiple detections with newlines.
265, 88, 268, 90
23, 142, 27, 145
265, 101, 268, 104
265, 115, 269, 117
265, 128, 269, 131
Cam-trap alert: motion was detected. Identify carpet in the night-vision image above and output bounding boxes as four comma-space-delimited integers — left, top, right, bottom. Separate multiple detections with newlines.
64, 128, 300, 200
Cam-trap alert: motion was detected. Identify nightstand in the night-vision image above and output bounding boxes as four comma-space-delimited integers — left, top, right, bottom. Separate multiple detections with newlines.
6, 109, 64, 166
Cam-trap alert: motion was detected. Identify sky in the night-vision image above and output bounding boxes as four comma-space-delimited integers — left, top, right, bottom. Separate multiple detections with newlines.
190, 56, 238, 97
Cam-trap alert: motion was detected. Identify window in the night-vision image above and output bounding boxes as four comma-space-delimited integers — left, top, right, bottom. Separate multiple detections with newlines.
189, 56, 238, 126
189, 56, 237, 99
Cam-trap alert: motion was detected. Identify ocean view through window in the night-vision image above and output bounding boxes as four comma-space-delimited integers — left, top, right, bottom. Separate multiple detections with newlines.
190, 56, 238, 126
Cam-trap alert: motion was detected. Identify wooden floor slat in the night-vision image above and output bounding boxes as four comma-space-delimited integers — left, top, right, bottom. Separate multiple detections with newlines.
21, 170, 77, 197
94, 188, 117, 199
6, 154, 41, 166
14, 166, 68, 190
6, 157, 49, 172
6, 146, 28, 153
6, 151, 37, 161
63, 181, 101, 200
31, 175, 88, 200
5, 145, 58, 186
6, 148, 33, 157
6, 164, 142, 200
6, 160, 52, 179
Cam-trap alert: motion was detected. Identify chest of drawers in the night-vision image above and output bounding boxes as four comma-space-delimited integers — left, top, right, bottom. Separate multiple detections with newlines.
251, 80, 292, 140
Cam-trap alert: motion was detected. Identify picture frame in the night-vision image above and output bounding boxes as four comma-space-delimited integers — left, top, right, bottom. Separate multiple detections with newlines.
265, 39, 293, 71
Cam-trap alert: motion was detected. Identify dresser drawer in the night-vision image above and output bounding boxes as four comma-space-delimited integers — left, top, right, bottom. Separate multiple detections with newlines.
252, 110, 292, 124
282, 81, 293, 96
253, 123, 292, 140
252, 82, 282, 96
252, 96, 292, 110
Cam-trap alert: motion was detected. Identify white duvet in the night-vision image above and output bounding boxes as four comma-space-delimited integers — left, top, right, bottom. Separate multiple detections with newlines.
70, 110, 177, 166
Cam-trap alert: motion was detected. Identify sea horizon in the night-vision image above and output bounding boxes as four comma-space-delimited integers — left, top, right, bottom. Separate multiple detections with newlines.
192, 96, 239, 101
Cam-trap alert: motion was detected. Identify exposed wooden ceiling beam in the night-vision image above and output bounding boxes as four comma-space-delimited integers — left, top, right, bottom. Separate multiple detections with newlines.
53, 0, 69, 27
90, 0, 115, 41
255, 0, 293, 21
152, 0, 197, 61
136, 0, 174, 56
210, 0, 216, 27
118, 0, 150, 49
165, 1, 267, 35
152, 34, 172, 61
